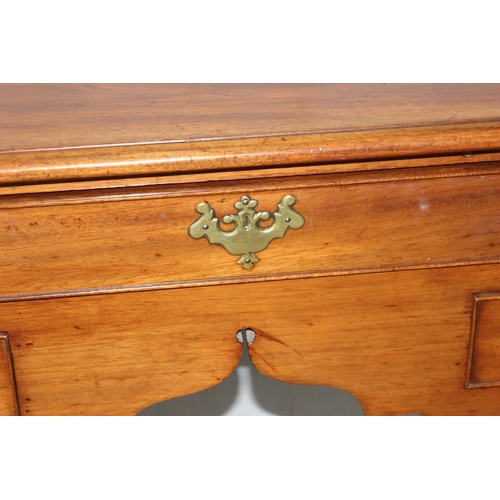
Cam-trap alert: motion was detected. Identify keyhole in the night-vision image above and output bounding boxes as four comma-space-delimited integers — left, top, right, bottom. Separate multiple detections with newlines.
243, 214, 251, 229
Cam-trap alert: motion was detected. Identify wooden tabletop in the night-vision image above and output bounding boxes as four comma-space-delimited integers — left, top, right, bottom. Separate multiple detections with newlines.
2, 84, 500, 152
2, 84, 500, 185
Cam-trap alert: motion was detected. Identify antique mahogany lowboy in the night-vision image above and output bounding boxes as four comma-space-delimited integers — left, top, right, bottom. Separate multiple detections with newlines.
2, 84, 500, 416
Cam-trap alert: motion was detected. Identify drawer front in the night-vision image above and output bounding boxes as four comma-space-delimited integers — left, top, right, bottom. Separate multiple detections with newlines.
244, 264, 500, 416
3, 263, 500, 415
1, 170, 500, 298
2, 287, 242, 416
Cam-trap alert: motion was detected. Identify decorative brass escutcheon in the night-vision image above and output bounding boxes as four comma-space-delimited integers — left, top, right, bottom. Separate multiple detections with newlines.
188, 195, 305, 269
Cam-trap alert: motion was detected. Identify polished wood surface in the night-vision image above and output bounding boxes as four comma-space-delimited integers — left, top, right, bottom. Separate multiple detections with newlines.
3, 263, 500, 415
2, 84, 500, 415
467, 293, 500, 388
0, 332, 19, 415
4, 150, 500, 197
1, 289, 242, 416
2, 123, 500, 186
2, 85, 500, 185
246, 265, 500, 416
2, 166, 500, 299
3, 84, 500, 152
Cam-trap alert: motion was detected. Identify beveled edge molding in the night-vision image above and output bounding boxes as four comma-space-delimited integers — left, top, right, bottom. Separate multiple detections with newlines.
1, 122, 500, 186
466, 292, 500, 389
3, 161, 500, 210
466, 293, 481, 388
0, 257, 499, 305
0, 331, 20, 415
3, 152, 500, 198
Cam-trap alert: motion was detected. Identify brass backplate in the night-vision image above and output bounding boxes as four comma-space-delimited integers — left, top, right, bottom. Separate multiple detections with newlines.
188, 194, 305, 269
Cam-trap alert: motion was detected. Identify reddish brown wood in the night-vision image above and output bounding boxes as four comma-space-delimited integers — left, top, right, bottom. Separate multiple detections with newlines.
2, 150, 500, 197
467, 293, 500, 387
3, 264, 500, 415
2, 84, 500, 415
2, 168, 500, 299
245, 265, 500, 416
2, 289, 242, 416
0, 332, 20, 415
2, 84, 500, 152
1, 84, 500, 186
1, 123, 500, 186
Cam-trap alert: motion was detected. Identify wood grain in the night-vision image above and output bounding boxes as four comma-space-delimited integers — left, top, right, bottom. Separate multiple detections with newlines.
4, 264, 500, 415
467, 293, 500, 387
2, 150, 500, 197
4, 84, 500, 416
0, 332, 20, 415
2, 288, 243, 416
2, 170, 500, 298
1, 123, 500, 186
244, 265, 500, 416
2, 84, 500, 186
3, 84, 500, 152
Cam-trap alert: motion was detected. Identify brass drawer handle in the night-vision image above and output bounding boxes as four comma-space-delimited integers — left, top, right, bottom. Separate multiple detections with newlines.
188, 195, 305, 269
